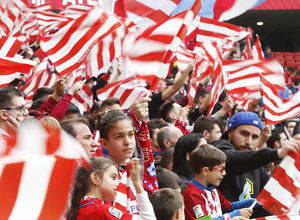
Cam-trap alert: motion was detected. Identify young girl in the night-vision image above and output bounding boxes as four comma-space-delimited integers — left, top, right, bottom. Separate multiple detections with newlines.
67, 157, 156, 219
97, 109, 158, 214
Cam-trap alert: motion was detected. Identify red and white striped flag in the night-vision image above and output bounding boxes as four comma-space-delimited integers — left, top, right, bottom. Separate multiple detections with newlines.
0, 35, 23, 57
123, 0, 202, 91
252, 213, 300, 220
71, 85, 93, 114
204, 41, 229, 116
39, 6, 124, 77
125, 0, 181, 29
0, 56, 36, 88
193, 16, 249, 59
0, 119, 87, 219
257, 150, 300, 215
21, 57, 59, 96
97, 76, 149, 110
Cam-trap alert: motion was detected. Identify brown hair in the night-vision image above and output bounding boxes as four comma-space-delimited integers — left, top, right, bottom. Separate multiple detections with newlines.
189, 144, 226, 174
67, 157, 118, 220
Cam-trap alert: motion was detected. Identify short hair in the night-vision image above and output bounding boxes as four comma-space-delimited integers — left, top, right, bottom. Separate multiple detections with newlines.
266, 127, 284, 149
90, 102, 101, 113
218, 90, 228, 102
160, 146, 174, 169
101, 97, 121, 111
157, 127, 171, 151
287, 66, 295, 72
30, 100, 45, 110
32, 87, 54, 102
147, 119, 168, 139
189, 144, 226, 174
159, 99, 176, 122
0, 86, 24, 109
150, 188, 183, 220
66, 103, 80, 114
60, 117, 89, 137
156, 167, 182, 190
193, 116, 220, 133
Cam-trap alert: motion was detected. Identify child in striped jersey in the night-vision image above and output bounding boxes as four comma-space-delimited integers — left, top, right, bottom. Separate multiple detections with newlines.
97, 108, 157, 214
67, 157, 156, 220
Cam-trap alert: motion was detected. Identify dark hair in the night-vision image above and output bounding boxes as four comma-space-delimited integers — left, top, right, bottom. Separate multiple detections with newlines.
97, 110, 132, 140
60, 117, 89, 137
172, 133, 205, 180
189, 144, 226, 174
287, 66, 295, 72
66, 103, 80, 114
30, 100, 45, 110
0, 86, 24, 109
67, 157, 118, 220
218, 90, 228, 102
100, 97, 121, 112
193, 116, 220, 134
156, 167, 182, 190
150, 188, 183, 220
159, 99, 176, 122
90, 102, 101, 113
266, 127, 284, 149
32, 87, 54, 102
147, 119, 168, 139
160, 146, 174, 169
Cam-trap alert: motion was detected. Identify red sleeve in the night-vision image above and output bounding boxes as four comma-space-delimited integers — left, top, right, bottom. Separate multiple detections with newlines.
217, 189, 232, 212
50, 93, 73, 121
101, 73, 110, 82
175, 119, 190, 135
183, 184, 208, 220
37, 96, 58, 113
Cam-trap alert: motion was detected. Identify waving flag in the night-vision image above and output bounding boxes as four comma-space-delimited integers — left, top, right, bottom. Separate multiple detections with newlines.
0, 120, 87, 219
254, 213, 300, 220
257, 151, 300, 215
97, 76, 149, 110
0, 57, 36, 88
123, 0, 202, 91
0, 35, 22, 57
39, 6, 124, 76
72, 85, 93, 114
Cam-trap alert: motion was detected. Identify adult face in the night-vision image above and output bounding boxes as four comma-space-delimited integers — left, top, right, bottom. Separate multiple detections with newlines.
206, 124, 222, 143
169, 126, 183, 147
73, 123, 97, 155
4, 96, 28, 120
286, 122, 296, 137
228, 125, 261, 151
278, 132, 288, 149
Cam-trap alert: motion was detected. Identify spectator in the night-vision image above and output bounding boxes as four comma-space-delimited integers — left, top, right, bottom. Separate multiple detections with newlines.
156, 167, 182, 192
86, 101, 101, 134
284, 66, 295, 86
184, 144, 257, 220
157, 126, 183, 152
100, 97, 121, 112
160, 146, 175, 170
150, 188, 184, 220
172, 133, 207, 193
193, 116, 222, 143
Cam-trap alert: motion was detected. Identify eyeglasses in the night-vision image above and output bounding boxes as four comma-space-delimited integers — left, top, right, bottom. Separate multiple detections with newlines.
208, 166, 226, 173
2, 106, 28, 114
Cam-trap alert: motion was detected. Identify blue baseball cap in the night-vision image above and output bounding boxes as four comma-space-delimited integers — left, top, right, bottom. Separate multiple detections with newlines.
221, 112, 263, 139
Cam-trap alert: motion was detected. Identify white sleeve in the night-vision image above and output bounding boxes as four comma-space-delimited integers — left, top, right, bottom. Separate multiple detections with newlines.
132, 191, 156, 220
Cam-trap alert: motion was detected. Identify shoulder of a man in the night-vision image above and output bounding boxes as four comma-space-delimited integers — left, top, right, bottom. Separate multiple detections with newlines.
210, 139, 235, 151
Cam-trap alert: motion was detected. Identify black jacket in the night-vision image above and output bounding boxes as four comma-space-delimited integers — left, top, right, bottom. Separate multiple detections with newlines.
210, 139, 278, 202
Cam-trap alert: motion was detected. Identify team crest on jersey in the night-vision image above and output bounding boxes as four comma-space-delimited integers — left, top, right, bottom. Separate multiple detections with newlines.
193, 204, 204, 218
146, 162, 156, 177
109, 207, 123, 219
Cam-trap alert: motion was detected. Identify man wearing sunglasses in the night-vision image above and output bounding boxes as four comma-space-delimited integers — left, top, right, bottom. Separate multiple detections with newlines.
0, 86, 28, 137
211, 111, 299, 217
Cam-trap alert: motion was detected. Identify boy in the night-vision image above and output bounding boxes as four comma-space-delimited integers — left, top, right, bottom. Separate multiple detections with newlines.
156, 167, 182, 192
183, 144, 258, 220
150, 188, 184, 220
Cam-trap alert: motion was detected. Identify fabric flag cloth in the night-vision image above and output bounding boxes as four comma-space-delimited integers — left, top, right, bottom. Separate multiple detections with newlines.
122, 0, 202, 91
171, 0, 266, 21
0, 56, 36, 88
39, 6, 124, 76
124, 0, 181, 29
71, 85, 93, 114
21, 57, 58, 97
0, 35, 23, 57
252, 213, 300, 220
0, 120, 87, 219
256, 150, 300, 215
96, 76, 149, 110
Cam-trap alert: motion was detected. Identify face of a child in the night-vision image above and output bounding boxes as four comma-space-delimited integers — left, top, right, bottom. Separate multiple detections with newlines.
206, 162, 226, 187
177, 204, 185, 220
102, 119, 136, 166
98, 165, 119, 201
